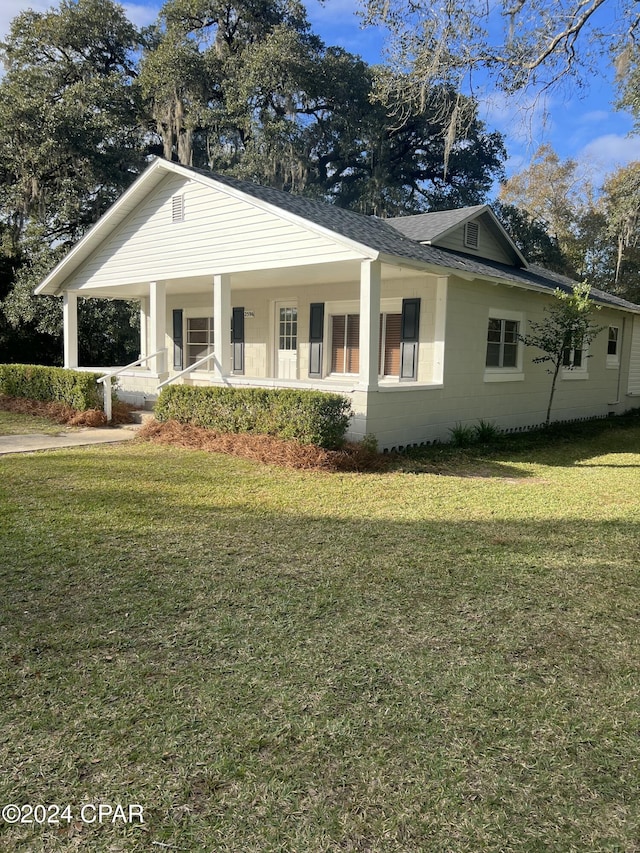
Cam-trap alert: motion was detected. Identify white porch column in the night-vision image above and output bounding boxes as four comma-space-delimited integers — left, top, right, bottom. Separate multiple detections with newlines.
139, 296, 149, 361
149, 281, 167, 375
213, 273, 231, 379
358, 259, 381, 390
63, 291, 78, 368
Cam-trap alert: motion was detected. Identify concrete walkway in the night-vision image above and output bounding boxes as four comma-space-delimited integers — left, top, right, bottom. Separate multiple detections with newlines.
0, 426, 138, 456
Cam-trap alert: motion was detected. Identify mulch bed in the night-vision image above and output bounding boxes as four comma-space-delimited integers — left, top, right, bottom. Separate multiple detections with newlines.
0, 395, 133, 427
139, 419, 390, 472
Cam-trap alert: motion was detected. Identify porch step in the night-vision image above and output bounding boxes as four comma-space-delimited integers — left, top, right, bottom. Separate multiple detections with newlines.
128, 409, 156, 427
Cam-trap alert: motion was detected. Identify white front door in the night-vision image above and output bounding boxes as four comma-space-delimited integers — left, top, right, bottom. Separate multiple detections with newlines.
276, 303, 298, 379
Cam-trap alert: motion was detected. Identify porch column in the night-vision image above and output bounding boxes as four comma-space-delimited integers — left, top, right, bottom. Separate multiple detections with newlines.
213, 273, 231, 379
139, 296, 149, 361
149, 281, 167, 375
63, 291, 78, 368
358, 259, 381, 391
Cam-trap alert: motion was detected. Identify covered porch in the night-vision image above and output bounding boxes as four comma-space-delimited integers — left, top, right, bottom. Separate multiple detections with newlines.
62, 257, 448, 438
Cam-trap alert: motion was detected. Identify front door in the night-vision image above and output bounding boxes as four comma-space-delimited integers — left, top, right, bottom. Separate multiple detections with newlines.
276, 303, 298, 379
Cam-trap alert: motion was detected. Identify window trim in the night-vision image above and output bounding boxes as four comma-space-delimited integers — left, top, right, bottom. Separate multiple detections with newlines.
484, 309, 524, 382
560, 327, 589, 379
181, 310, 238, 372
607, 325, 620, 368
185, 315, 215, 370
561, 344, 589, 379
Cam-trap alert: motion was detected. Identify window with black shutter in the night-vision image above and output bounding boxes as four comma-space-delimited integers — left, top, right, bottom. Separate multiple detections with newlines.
231, 307, 245, 374
400, 298, 420, 380
308, 303, 324, 378
172, 309, 183, 370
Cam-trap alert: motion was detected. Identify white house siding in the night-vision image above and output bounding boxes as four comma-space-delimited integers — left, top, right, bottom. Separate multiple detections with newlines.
360, 279, 635, 449
112, 258, 638, 449
64, 174, 364, 292
628, 316, 640, 396
432, 214, 515, 265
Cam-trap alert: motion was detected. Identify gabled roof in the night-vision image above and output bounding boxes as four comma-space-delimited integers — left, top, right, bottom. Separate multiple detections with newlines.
37, 158, 476, 294
387, 204, 529, 268
387, 205, 487, 242
35, 158, 640, 314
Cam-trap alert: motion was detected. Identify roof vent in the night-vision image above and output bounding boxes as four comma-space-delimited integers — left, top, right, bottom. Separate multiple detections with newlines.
464, 221, 479, 249
172, 194, 185, 222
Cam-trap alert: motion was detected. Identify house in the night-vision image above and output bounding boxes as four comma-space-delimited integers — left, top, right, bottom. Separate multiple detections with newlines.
36, 157, 640, 449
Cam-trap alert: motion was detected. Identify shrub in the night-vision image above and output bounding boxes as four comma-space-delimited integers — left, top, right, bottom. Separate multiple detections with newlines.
0, 364, 102, 410
155, 385, 352, 449
449, 422, 476, 447
474, 419, 500, 442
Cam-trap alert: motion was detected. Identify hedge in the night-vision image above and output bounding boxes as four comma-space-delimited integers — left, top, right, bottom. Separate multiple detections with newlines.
0, 364, 103, 411
155, 385, 352, 449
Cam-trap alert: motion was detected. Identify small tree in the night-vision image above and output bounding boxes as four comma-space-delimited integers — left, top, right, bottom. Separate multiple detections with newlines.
521, 283, 603, 427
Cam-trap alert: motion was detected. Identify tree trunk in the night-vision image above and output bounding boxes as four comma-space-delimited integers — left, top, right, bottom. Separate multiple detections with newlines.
545, 359, 562, 427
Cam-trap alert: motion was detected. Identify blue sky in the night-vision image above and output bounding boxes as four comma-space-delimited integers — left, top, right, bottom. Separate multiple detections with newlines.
3, 0, 640, 192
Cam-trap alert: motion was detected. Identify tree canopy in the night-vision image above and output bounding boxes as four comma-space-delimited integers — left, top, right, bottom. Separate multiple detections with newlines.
497, 145, 640, 303
362, 0, 639, 104
0, 0, 509, 364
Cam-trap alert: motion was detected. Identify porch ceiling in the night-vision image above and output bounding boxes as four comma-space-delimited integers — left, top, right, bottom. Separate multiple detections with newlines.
69, 258, 430, 300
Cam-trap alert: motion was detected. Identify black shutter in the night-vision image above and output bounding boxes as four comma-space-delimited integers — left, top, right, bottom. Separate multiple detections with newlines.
400, 298, 420, 380
172, 309, 183, 370
231, 306, 245, 374
308, 302, 324, 378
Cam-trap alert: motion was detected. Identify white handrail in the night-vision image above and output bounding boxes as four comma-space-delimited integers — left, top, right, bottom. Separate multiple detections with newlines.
98, 349, 166, 422
97, 349, 166, 385
157, 351, 229, 390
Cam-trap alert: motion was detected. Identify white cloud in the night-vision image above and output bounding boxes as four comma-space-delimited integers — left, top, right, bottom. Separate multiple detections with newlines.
577, 133, 640, 185
478, 89, 556, 148
122, 2, 160, 30
0, 0, 159, 41
0, 0, 52, 40
578, 109, 611, 126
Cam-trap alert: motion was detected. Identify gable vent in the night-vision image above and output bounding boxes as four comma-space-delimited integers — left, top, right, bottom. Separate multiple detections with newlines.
172, 194, 185, 222
464, 221, 479, 249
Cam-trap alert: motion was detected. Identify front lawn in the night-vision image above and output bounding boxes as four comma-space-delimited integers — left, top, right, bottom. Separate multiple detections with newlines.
0, 410, 71, 436
0, 431, 639, 851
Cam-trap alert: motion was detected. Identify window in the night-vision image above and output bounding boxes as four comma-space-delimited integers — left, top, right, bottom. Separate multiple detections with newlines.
486, 318, 519, 368
187, 317, 214, 367
331, 314, 359, 374
380, 313, 402, 376
562, 332, 585, 371
330, 313, 404, 377
607, 326, 620, 366
279, 307, 298, 351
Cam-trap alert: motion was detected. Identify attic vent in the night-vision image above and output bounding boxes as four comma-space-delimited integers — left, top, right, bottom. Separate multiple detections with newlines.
172, 194, 185, 222
464, 221, 479, 249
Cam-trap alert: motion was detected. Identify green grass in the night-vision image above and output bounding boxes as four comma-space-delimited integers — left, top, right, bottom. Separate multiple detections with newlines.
0, 410, 71, 436
0, 427, 639, 852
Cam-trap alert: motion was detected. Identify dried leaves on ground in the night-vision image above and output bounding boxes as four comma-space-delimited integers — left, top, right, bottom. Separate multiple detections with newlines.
139, 418, 388, 472
0, 394, 133, 426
